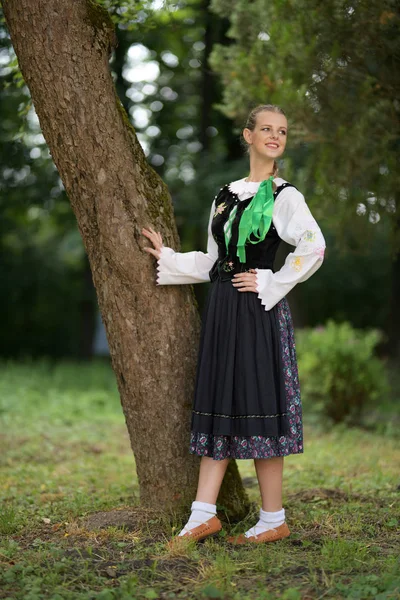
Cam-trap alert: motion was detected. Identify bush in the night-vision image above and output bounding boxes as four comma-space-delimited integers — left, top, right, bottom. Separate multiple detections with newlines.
295, 320, 389, 425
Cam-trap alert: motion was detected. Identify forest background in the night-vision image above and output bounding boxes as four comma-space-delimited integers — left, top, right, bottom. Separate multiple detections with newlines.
1, 0, 399, 361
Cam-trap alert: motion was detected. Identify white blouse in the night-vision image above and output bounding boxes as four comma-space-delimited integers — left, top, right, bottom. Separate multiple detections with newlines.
156, 177, 326, 311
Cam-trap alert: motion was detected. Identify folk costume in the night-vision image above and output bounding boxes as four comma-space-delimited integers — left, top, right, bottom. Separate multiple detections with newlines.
156, 176, 326, 461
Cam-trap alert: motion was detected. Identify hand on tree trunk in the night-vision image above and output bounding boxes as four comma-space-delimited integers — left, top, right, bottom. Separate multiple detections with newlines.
142, 227, 163, 260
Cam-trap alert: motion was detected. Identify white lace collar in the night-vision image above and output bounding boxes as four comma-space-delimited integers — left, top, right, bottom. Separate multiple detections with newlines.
228, 177, 286, 200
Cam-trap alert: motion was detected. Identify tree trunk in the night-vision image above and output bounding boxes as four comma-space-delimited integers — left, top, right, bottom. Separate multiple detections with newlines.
2, 0, 249, 514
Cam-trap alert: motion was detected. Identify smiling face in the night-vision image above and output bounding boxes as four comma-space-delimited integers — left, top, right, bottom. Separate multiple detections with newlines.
243, 110, 288, 160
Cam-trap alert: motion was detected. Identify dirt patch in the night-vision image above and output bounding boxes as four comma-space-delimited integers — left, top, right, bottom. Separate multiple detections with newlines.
287, 487, 350, 503
59, 548, 202, 581
287, 486, 393, 508
83, 507, 159, 531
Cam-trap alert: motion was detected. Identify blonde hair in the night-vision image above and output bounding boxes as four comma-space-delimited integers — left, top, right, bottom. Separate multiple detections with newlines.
241, 104, 287, 178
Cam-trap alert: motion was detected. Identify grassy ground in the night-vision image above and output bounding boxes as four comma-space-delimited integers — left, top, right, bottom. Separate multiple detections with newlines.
0, 360, 399, 600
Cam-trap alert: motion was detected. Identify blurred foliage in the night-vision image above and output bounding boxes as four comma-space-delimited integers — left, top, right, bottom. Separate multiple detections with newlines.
0, 12, 92, 358
0, 0, 398, 358
296, 321, 390, 425
290, 220, 392, 329
209, 0, 400, 251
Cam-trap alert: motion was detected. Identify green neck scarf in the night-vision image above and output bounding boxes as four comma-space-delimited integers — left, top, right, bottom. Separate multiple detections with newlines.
224, 175, 275, 263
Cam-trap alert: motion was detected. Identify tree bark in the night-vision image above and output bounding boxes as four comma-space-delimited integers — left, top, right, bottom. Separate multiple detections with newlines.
2, 0, 249, 514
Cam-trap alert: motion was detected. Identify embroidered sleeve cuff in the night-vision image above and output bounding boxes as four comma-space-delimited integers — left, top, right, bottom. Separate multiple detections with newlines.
156, 245, 216, 285
254, 246, 325, 311
255, 269, 290, 311
156, 246, 180, 285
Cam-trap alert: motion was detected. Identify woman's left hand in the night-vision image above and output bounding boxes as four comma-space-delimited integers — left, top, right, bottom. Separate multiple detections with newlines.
232, 268, 258, 293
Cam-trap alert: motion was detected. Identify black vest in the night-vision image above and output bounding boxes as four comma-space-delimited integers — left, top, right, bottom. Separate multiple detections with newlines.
209, 182, 296, 282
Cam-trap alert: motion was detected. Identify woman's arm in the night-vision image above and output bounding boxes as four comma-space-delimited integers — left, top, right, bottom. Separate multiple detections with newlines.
255, 188, 326, 311
155, 199, 219, 285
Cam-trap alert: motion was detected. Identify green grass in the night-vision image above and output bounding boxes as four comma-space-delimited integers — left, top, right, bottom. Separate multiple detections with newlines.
0, 360, 399, 600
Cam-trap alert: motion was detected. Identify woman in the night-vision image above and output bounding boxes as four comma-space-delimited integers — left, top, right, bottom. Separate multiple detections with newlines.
142, 104, 326, 547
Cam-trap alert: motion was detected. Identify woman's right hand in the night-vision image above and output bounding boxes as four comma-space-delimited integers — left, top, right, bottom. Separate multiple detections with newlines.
142, 226, 163, 260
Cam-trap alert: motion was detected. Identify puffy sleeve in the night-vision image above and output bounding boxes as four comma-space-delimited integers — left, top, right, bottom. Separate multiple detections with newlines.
255, 188, 326, 311
156, 199, 218, 285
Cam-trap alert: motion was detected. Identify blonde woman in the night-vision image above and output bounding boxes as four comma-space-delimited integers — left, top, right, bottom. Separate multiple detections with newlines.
142, 104, 326, 546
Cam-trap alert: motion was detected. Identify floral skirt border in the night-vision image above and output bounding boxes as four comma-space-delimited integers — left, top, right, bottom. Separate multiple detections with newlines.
189, 297, 303, 460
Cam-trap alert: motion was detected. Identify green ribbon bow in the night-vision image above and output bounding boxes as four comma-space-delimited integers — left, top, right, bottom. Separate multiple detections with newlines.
224, 175, 275, 263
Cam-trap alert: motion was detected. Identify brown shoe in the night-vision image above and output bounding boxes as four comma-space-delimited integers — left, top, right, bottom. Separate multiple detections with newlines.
227, 522, 290, 545
167, 515, 222, 549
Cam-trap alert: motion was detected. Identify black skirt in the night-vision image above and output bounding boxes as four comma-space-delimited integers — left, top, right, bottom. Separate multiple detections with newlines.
191, 275, 291, 439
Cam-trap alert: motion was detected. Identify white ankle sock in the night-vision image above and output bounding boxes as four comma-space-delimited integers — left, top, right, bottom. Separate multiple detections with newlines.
244, 507, 285, 538
178, 501, 217, 536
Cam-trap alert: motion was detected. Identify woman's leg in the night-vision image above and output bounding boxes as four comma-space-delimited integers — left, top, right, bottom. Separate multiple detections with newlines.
195, 456, 231, 503
254, 456, 284, 511
177, 456, 230, 536
241, 456, 285, 538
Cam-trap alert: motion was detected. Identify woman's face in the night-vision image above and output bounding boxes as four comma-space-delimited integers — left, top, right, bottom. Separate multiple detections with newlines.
243, 111, 288, 160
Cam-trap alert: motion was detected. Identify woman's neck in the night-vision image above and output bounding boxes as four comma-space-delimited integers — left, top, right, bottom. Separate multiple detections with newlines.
245, 173, 274, 183
245, 158, 275, 182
